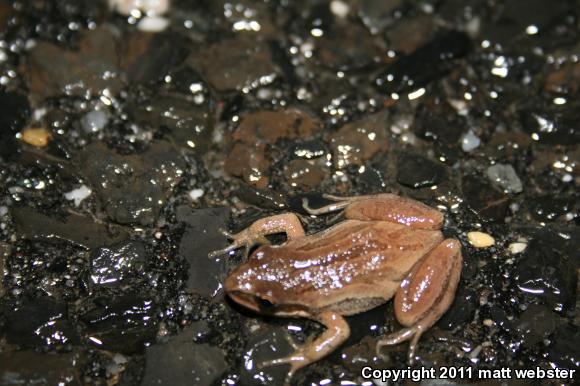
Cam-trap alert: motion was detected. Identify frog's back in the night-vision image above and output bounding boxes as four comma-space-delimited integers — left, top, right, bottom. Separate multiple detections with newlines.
253, 220, 443, 313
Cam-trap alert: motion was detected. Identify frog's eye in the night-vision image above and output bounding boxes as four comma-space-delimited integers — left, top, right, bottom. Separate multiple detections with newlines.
257, 297, 276, 311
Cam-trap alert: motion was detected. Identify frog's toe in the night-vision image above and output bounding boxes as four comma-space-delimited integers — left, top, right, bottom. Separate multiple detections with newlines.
259, 355, 305, 386
208, 243, 239, 259
376, 326, 422, 364
218, 228, 235, 239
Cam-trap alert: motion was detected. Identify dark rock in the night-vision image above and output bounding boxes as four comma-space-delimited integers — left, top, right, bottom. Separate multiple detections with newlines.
0, 1, 14, 31
385, 14, 436, 54
190, 36, 278, 92
0, 351, 83, 386
122, 32, 190, 84
177, 206, 230, 298
327, 110, 389, 169
283, 159, 327, 190
189, 320, 212, 343
515, 305, 560, 347
225, 142, 270, 189
462, 174, 509, 222
142, 327, 227, 386
0, 242, 7, 297
413, 99, 464, 164
520, 106, 580, 145
481, 0, 573, 45
397, 154, 445, 188
490, 306, 513, 332
314, 20, 382, 71
4, 297, 78, 347
548, 324, 580, 370
374, 31, 471, 94
544, 62, 580, 95
12, 207, 129, 249
77, 141, 185, 226
515, 229, 578, 313
132, 95, 213, 153
527, 196, 575, 222
81, 295, 157, 353
89, 240, 147, 287
0, 92, 30, 161
358, 0, 402, 34
21, 26, 122, 102
239, 326, 294, 386
225, 109, 320, 188
437, 287, 476, 330
237, 184, 288, 210
232, 109, 320, 144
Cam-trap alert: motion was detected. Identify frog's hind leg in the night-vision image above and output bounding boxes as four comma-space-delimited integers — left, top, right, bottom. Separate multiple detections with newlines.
259, 311, 350, 386
208, 213, 305, 259
377, 239, 462, 363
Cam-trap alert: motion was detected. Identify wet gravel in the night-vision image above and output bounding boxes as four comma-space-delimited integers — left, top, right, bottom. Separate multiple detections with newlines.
0, 1, 578, 385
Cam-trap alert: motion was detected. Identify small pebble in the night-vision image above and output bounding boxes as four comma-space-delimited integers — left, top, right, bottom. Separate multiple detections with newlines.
137, 16, 170, 32
467, 231, 495, 248
109, 0, 169, 16
64, 185, 92, 206
188, 188, 204, 200
508, 242, 527, 254
21, 127, 51, 147
81, 110, 109, 133
330, 0, 350, 18
461, 130, 481, 152
483, 319, 494, 327
486, 163, 523, 193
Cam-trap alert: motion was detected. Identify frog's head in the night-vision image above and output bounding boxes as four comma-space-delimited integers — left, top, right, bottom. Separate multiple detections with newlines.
224, 266, 281, 315
224, 246, 303, 316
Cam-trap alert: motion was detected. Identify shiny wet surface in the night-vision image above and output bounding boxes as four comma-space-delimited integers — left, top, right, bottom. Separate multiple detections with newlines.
0, 0, 578, 385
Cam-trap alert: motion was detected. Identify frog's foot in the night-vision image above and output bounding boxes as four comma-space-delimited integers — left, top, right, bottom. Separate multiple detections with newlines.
258, 311, 350, 386
376, 325, 423, 364
208, 228, 269, 259
259, 353, 307, 386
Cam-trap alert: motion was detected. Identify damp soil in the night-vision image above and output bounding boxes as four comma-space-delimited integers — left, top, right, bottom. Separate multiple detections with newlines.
0, 1, 578, 385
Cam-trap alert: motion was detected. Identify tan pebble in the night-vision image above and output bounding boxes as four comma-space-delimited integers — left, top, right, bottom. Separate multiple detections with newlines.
467, 231, 495, 248
508, 242, 527, 254
21, 127, 51, 147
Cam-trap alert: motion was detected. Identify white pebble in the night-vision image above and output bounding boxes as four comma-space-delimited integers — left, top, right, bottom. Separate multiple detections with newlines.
81, 110, 109, 133
486, 163, 523, 193
64, 185, 92, 207
461, 130, 481, 152
468, 231, 495, 248
0, 206, 8, 217
137, 16, 170, 32
330, 1, 350, 18
109, 0, 169, 16
508, 242, 527, 254
188, 188, 204, 200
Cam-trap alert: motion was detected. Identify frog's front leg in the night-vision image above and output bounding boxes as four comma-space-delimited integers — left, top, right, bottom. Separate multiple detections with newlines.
377, 239, 462, 363
303, 193, 443, 230
209, 213, 305, 259
260, 311, 350, 385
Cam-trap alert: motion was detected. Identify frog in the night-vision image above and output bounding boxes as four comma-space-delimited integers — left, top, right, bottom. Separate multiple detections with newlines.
211, 193, 462, 383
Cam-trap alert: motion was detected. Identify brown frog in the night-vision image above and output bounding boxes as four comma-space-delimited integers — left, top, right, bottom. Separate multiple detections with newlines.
211, 194, 462, 383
